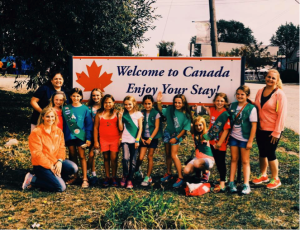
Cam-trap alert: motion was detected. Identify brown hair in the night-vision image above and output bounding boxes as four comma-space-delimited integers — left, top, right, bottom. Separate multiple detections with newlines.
37, 107, 58, 126
212, 92, 229, 109
193, 116, 208, 142
173, 94, 192, 119
123, 95, 139, 112
99, 94, 116, 116
69, 88, 83, 102
88, 88, 104, 106
266, 69, 283, 89
236, 85, 254, 104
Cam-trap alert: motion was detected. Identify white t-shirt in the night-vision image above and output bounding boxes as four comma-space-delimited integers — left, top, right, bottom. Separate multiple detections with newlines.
122, 111, 143, 143
144, 112, 161, 137
231, 105, 257, 142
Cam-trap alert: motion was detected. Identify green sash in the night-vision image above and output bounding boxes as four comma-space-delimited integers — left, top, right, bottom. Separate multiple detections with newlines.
122, 110, 139, 139
62, 105, 86, 141
142, 109, 163, 139
208, 110, 230, 141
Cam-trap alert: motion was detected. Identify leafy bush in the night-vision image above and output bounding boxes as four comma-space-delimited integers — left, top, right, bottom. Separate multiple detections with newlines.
99, 189, 191, 229
280, 69, 299, 83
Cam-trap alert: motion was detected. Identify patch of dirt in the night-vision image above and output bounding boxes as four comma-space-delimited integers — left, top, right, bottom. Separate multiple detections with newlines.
287, 151, 299, 157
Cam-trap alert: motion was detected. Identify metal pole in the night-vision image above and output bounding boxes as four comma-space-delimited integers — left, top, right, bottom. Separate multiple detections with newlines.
209, 0, 218, 57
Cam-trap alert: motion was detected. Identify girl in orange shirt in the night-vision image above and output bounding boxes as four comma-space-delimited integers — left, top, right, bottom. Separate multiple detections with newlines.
94, 94, 120, 187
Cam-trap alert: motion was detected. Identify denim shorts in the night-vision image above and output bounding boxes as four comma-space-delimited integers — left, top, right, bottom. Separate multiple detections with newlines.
140, 137, 159, 148
163, 130, 180, 146
228, 136, 247, 148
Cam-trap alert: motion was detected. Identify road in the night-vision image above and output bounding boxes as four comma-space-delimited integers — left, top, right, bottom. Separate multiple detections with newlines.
0, 77, 299, 133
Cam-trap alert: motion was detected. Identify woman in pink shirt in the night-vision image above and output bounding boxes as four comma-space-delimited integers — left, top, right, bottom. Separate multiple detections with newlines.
252, 69, 287, 189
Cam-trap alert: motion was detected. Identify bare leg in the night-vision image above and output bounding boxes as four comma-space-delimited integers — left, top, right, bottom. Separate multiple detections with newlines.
269, 159, 279, 179
110, 151, 118, 178
87, 147, 94, 172
77, 147, 88, 181
136, 147, 147, 172
103, 151, 111, 178
147, 148, 155, 177
170, 145, 183, 178
241, 148, 250, 184
230, 146, 240, 182
259, 157, 269, 175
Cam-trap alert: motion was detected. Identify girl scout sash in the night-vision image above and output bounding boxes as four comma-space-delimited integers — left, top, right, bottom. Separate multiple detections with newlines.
122, 110, 138, 138
208, 110, 230, 141
62, 105, 86, 141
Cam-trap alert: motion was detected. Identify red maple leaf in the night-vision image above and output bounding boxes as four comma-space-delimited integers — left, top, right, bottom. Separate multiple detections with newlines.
76, 61, 113, 92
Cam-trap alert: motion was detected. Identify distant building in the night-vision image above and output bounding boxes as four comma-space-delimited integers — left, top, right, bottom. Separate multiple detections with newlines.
287, 45, 299, 72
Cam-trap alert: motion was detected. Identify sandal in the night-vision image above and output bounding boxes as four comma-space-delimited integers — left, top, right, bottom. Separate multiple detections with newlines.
82, 179, 89, 188
212, 184, 226, 193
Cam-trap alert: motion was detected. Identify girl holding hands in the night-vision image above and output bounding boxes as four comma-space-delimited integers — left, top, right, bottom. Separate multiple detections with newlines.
157, 92, 192, 188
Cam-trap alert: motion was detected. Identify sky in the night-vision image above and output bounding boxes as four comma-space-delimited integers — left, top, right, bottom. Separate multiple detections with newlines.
135, 0, 299, 56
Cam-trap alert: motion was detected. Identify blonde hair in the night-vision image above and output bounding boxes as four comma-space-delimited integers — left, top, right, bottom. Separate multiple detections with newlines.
123, 95, 139, 112
88, 88, 104, 106
47, 91, 67, 108
37, 107, 58, 126
193, 116, 208, 142
266, 69, 283, 89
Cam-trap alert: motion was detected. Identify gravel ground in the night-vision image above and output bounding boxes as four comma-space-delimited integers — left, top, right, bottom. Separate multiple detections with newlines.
0, 77, 299, 133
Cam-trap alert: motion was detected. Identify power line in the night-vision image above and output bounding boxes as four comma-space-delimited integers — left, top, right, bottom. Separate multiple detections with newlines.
295, 0, 300, 3
161, 0, 173, 41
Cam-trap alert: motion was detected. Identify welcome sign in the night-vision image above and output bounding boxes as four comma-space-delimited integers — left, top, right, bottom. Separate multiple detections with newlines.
72, 57, 243, 104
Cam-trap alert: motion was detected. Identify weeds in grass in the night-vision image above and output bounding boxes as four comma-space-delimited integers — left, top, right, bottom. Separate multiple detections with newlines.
99, 188, 192, 229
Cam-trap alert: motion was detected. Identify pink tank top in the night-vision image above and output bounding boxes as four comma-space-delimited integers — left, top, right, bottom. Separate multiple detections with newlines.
99, 114, 119, 140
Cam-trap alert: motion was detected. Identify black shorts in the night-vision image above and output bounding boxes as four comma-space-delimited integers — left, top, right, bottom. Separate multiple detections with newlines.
66, 138, 86, 147
256, 129, 281, 161
140, 137, 159, 149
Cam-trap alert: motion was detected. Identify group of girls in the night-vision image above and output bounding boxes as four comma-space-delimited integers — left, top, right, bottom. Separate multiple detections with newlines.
45, 84, 261, 194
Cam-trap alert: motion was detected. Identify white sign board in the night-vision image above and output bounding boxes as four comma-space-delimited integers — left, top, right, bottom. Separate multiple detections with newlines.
72, 57, 242, 104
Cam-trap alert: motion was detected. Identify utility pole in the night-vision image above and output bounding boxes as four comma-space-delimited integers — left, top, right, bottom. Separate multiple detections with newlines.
209, 0, 218, 57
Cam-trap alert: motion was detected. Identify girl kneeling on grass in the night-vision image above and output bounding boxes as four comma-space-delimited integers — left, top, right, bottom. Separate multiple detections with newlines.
134, 95, 163, 186
157, 92, 192, 188
63, 88, 93, 188
22, 107, 78, 192
184, 116, 215, 180
228, 85, 257, 195
94, 94, 120, 187
118, 95, 143, 189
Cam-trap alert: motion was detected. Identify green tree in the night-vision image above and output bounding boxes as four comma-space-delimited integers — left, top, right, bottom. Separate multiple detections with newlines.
2, 0, 159, 88
270, 22, 299, 68
156, 41, 182, 56
189, 36, 201, 57
217, 20, 255, 45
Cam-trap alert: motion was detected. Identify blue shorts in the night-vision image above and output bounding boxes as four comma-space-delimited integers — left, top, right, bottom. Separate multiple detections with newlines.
66, 138, 85, 147
163, 130, 180, 146
228, 136, 247, 148
140, 137, 159, 148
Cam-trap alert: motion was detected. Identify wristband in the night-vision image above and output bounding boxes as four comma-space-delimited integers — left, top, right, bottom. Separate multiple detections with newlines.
135, 138, 140, 141
119, 138, 122, 140
157, 101, 161, 104
135, 141, 139, 143
149, 137, 153, 141
175, 137, 179, 141
57, 159, 63, 163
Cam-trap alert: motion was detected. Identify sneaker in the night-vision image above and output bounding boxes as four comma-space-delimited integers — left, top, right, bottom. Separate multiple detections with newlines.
89, 176, 98, 186
103, 177, 110, 187
241, 184, 251, 195
111, 177, 118, 187
22, 173, 33, 190
120, 176, 127, 187
126, 180, 133, 189
252, 174, 269, 184
200, 170, 210, 183
266, 178, 281, 189
134, 170, 144, 179
212, 184, 226, 193
161, 173, 173, 182
228, 181, 237, 193
141, 176, 152, 186
173, 178, 184, 188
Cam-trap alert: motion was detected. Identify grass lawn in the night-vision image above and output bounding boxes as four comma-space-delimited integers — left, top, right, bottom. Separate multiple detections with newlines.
0, 89, 299, 229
